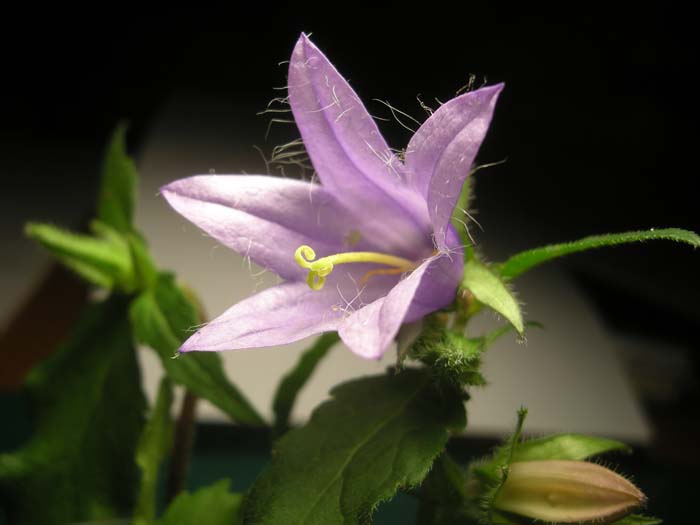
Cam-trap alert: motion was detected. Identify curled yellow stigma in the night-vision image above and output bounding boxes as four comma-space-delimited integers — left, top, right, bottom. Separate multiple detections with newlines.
294, 245, 417, 290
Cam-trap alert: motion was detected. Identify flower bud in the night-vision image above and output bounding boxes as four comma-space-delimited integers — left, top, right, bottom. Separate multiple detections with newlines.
493, 460, 645, 523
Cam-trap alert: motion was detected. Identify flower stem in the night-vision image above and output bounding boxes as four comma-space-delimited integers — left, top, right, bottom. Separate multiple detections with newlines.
166, 389, 198, 502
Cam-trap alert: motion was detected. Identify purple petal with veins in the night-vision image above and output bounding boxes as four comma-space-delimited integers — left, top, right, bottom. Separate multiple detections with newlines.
162, 33, 501, 359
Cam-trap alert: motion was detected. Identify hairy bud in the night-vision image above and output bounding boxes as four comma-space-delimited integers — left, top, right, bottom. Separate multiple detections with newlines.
493, 460, 645, 523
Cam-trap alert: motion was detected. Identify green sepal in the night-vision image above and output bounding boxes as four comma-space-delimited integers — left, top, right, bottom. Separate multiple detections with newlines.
462, 259, 524, 335
472, 408, 527, 525
409, 318, 488, 387
497, 228, 700, 281
98, 123, 137, 233
272, 332, 339, 437
158, 479, 244, 525
511, 433, 630, 462
134, 377, 175, 525
244, 369, 466, 525
25, 221, 135, 291
0, 297, 146, 525
129, 273, 264, 426
610, 515, 663, 524
451, 175, 474, 258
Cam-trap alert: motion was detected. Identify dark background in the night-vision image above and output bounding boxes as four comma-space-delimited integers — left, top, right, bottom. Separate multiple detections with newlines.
2, 4, 698, 522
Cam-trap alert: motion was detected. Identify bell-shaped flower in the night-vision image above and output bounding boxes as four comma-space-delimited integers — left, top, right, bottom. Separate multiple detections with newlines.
161, 33, 502, 359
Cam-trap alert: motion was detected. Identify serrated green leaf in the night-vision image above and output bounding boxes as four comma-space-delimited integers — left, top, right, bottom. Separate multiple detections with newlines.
98, 123, 137, 233
498, 228, 700, 281
610, 514, 663, 525
511, 433, 630, 462
26, 221, 134, 290
0, 297, 146, 525
245, 369, 465, 525
159, 479, 243, 525
462, 259, 524, 334
129, 273, 264, 426
272, 332, 339, 437
134, 378, 175, 525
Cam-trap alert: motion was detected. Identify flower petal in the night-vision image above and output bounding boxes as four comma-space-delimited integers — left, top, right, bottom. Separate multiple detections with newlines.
338, 254, 459, 359
405, 84, 503, 248
288, 34, 432, 259
179, 281, 344, 352
161, 175, 361, 281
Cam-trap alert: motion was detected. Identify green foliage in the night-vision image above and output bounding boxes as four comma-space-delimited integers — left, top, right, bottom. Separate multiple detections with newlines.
416, 453, 477, 524
462, 259, 524, 335
98, 123, 138, 233
511, 433, 630, 462
25, 220, 135, 291
0, 298, 146, 525
498, 228, 700, 281
272, 332, 339, 436
134, 378, 175, 525
159, 479, 244, 525
244, 369, 466, 524
130, 273, 264, 426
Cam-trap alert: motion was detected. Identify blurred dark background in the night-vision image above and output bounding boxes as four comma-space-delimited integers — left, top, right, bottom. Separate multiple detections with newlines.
2, 4, 698, 522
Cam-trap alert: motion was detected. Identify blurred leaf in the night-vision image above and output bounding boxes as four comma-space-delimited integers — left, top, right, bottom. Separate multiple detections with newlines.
98, 123, 137, 233
511, 434, 630, 462
126, 231, 158, 290
0, 297, 146, 524
272, 332, 339, 436
462, 259, 524, 334
416, 453, 476, 525
25, 221, 134, 290
498, 228, 700, 281
134, 378, 174, 525
245, 369, 465, 525
159, 479, 243, 525
130, 273, 264, 426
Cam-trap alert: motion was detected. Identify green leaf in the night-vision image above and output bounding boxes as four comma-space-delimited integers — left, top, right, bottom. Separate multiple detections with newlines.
245, 369, 466, 525
130, 273, 264, 426
134, 378, 175, 525
159, 479, 243, 525
126, 231, 159, 290
98, 123, 137, 233
0, 297, 146, 525
498, 228, 700, 281
511, 433, 630, 462
462, 259, 524, 334
26, 221, 134, 290
272, 332, 339, 437
610, 515, 663, 525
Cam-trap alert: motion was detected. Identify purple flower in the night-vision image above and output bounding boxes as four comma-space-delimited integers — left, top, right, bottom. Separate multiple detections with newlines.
161, 34, 502, 359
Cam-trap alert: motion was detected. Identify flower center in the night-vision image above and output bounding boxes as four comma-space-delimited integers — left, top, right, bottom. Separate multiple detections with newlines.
294, 245, 417, 290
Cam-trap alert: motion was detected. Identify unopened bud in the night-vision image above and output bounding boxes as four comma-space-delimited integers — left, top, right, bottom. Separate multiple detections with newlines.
493, 460, 645, 523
